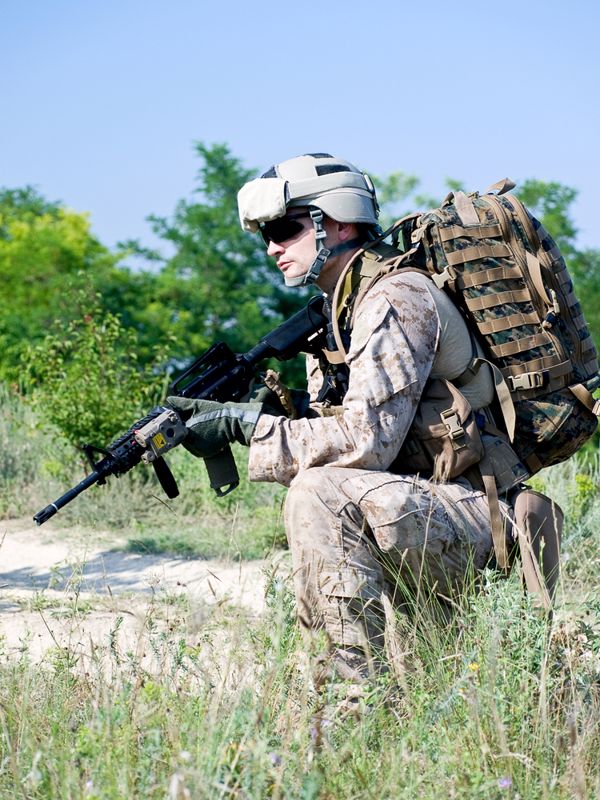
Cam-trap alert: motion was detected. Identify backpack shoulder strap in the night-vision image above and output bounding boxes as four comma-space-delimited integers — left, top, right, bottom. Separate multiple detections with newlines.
327, 241, 428, 363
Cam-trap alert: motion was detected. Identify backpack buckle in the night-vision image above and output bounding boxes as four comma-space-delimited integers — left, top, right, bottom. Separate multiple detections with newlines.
440, 409, 466, 450
508, 371, 545, 391
432, 267, 453, 289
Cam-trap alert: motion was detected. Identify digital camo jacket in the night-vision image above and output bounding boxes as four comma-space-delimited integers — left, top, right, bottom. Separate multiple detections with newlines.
248, 272, 441, 486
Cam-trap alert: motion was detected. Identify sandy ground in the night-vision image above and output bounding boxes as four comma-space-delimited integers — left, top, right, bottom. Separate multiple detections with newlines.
0, 518, 273, 669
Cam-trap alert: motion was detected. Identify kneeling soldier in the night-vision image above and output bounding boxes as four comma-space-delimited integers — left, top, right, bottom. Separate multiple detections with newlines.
170, 153, 505, 688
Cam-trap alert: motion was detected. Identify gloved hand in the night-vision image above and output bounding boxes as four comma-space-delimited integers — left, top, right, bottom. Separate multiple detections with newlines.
249, 369, 311, 419
166, 396, 263, 459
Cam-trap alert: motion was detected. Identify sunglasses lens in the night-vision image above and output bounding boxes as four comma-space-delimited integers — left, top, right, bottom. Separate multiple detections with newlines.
260, 214, 309, 245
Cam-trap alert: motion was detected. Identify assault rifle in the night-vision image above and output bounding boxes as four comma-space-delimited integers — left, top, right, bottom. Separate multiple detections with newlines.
33, 296, 328, 526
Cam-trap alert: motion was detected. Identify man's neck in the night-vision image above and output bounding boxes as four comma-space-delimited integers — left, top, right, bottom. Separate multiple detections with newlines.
316, 246, 363, 296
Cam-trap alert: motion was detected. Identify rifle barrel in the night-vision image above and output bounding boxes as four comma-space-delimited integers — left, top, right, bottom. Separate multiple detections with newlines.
33, 470, 101, 526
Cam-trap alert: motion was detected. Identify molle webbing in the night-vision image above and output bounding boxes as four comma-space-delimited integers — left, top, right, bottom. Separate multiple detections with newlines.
489, 333, 549, 358
446, 243, 511, 267
439, 222, 503, 242
464, 288, 532, 312
459, 265, 523, 289
433, 195, 595, 394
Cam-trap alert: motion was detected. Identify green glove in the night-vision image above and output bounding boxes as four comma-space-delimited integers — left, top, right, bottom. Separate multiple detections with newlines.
166, 397, 263, 459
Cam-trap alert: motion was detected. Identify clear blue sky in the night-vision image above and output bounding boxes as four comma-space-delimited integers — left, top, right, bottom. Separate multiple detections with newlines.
1, 0, 599, 255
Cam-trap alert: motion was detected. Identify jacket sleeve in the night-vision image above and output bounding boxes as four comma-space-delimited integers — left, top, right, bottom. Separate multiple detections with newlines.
248, 274, 440, 485
305, 352, 323, 402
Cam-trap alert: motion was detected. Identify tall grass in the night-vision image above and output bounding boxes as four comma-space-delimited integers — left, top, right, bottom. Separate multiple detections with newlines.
1, 558, 599, 798
1, 386, 600, 797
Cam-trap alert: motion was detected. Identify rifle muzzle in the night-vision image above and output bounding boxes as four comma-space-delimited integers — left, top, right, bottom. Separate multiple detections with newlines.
33, 504, 59, 526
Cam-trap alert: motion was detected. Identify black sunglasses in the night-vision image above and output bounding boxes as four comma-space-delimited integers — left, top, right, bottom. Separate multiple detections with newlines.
260, 213, 311, 245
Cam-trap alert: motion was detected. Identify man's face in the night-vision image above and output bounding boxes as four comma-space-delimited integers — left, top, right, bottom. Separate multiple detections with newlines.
262, 211, 318, 284
262, 210, 349, 289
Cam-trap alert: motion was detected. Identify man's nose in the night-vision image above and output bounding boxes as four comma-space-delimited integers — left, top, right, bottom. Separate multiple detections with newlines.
267, 239, 284, 257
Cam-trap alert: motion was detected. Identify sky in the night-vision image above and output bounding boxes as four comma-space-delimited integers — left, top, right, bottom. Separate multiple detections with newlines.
1, 0, 599, 258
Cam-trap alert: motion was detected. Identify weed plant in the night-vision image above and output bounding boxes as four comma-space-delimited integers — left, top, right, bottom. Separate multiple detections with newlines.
0, 384, 69, 519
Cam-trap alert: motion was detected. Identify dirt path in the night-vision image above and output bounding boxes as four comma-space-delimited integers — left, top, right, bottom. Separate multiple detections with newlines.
0, 519, 275, 668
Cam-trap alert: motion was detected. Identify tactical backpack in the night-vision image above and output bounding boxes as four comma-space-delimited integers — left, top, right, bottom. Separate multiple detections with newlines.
391, 180, 599, 471
331, 179, 599, 471
325, 179, 600, 605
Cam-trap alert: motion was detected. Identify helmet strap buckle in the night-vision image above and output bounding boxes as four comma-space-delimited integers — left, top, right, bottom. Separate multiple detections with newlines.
296, 208, 329, 286
310, 208, 327, 246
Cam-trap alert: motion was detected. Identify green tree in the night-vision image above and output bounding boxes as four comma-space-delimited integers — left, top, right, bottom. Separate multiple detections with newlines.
0, 187, 123, 382
25, 291, 170, 448
569, 247, 600, 352
516, 179, 579, 256
141, 143, 308, 361
128, 142, 310, 384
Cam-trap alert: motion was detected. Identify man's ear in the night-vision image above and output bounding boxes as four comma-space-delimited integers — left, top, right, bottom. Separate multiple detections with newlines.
337, 221, 357, 242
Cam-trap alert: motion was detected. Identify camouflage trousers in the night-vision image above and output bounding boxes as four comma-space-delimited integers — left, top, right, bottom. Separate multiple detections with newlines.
284, 466, 494, 683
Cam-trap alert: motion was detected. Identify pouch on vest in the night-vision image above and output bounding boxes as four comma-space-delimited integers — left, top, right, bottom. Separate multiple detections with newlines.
393, 378, 483, 481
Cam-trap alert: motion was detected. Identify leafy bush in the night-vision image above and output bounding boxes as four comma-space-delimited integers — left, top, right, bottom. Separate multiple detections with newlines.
0, 187, 125, 383
24, 291, 172, 449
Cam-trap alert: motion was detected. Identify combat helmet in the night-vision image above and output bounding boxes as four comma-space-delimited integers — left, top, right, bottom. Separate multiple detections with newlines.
237, 153, 380, 286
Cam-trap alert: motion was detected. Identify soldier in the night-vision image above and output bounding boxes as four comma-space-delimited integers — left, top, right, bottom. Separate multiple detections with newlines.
168, 153, 504, 691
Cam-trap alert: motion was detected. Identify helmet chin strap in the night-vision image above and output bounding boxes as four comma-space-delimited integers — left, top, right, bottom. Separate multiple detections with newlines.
284, 208, 362, 288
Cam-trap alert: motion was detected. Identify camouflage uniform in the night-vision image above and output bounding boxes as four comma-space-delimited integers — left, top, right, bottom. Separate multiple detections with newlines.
248, 270, 495, 681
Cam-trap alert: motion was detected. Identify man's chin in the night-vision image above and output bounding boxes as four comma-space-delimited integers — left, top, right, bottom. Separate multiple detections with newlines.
284, 272, 308, 288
